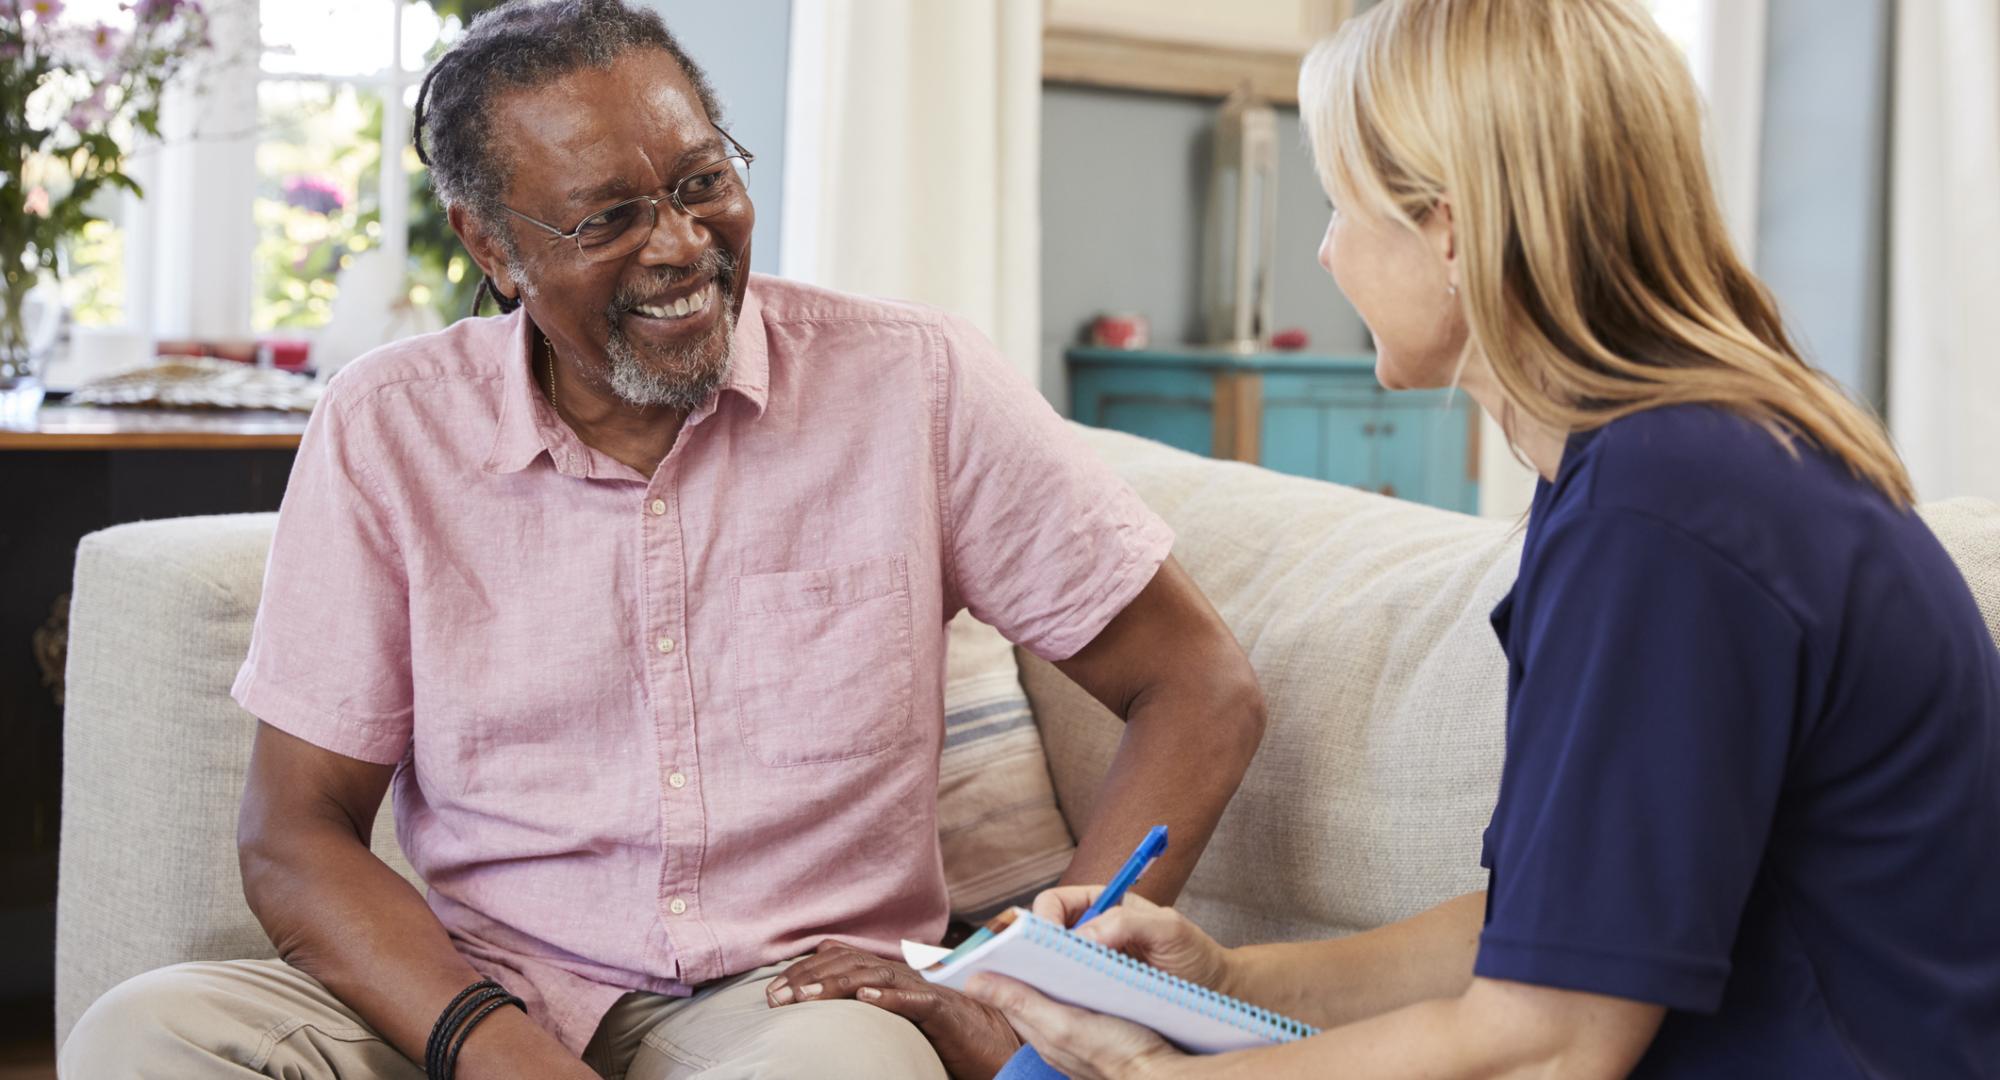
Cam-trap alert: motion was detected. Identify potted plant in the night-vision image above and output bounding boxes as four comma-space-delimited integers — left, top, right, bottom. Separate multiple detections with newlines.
0, 0, 210, 419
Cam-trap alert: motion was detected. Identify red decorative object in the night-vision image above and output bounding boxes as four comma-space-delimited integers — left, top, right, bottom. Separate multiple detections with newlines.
155, 337, 313, 374
260, 339, 313, 373
1270, 328, 1310, 351
1090, 313, 1150, 350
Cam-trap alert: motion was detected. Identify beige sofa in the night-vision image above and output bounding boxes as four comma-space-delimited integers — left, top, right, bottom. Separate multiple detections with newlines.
54, 426, 2000, 1051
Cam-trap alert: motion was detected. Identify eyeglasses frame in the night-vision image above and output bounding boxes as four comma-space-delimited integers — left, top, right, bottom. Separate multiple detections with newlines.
498, 123, 756, 260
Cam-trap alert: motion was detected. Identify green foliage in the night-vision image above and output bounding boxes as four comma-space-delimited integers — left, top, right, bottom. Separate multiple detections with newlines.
247, 2, 492, 332
0, 2, 210, 350
404, 0, 502, 323
253, 82, 382, 330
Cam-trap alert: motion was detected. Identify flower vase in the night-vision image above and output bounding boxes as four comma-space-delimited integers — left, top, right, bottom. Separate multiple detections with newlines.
0, 277, 62, 426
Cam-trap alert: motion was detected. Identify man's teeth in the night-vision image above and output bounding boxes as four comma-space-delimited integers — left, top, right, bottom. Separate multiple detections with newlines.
634, 287, 709, 319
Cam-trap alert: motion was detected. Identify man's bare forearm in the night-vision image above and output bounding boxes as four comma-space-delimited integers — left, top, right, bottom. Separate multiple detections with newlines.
1051, 557, 1267, 904
238, 726, 591, 1079
1058, 675, 1264, 903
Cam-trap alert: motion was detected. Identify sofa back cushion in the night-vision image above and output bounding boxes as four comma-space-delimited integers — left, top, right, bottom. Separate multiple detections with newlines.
1027, 427, 1522, 947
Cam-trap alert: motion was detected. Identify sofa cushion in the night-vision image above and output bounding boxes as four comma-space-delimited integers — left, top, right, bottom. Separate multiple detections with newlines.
1923, 497, 2000, 647
938, 612, 1075, 921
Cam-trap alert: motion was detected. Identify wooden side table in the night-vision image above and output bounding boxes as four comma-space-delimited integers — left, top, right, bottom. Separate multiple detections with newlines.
0, 404, 308, 1022
1067, 346, 1481, 513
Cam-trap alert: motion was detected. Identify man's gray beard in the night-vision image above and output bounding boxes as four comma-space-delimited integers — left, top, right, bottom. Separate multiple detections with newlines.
602, 298, 737, 410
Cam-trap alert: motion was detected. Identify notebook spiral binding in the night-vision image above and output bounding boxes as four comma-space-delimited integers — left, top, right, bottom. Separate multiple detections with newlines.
1022, 916, 1320, 1044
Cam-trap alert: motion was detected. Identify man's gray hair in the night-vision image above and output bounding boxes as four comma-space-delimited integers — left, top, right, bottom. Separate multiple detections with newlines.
412, 0, 723, 313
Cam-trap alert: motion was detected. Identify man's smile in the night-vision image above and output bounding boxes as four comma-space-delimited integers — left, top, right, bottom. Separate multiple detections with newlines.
620, 278, 721, 338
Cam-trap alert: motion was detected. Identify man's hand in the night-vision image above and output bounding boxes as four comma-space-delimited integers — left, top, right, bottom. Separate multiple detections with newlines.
765, 942, 1021, 1080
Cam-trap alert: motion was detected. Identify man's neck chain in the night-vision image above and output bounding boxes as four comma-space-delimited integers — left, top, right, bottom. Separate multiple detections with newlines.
542, 336, 559, 410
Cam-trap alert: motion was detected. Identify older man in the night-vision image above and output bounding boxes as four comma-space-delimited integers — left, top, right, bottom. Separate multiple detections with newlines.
60, 2, 1262, 1078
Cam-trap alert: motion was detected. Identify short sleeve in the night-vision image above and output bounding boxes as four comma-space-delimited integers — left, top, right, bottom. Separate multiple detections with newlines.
936, 315, 1174, 662
1475, 508, 1803, 1013
230, 379, 414, 764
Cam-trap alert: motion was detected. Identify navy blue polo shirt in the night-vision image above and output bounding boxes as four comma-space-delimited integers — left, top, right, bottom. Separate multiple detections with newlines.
1478, 405, 2000, 1077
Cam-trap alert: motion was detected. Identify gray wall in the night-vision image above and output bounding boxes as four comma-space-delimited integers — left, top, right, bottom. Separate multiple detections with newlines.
1040, 85, 1370, 410
645, 0, 791, 271
1754, 0, 1894, 406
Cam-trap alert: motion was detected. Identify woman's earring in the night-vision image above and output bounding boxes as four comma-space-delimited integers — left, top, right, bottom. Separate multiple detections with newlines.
1448, 284, 1459, 298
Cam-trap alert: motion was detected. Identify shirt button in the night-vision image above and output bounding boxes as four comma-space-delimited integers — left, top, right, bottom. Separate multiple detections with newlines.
657, 636, 675, 654
668, 771, 688, 789
650, 499, 667, 516
668, 898, 688, 916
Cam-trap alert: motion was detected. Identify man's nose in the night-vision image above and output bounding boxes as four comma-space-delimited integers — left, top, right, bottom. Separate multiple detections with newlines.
636, 201, 709, 266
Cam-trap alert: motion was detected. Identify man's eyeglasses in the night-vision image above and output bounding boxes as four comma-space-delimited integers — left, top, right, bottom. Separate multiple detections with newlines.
500, 125, 754, 263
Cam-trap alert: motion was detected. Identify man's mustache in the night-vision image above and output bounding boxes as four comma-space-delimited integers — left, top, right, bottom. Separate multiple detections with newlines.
610, 249, 738, 313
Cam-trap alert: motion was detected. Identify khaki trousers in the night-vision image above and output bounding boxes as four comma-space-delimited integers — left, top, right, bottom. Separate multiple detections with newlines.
60, 957, 947, 1079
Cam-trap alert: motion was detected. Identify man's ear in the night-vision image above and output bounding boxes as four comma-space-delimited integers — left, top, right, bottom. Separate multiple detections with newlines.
449, 204, 519, 301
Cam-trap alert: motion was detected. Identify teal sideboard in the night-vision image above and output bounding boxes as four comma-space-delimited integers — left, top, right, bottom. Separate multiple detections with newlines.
1067, 347, 1480, 514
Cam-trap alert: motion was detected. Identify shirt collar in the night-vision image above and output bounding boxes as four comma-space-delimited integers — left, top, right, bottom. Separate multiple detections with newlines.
482, 280, 772, 476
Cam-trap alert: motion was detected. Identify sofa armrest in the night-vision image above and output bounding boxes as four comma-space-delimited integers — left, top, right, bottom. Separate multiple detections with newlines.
55, 514, 418, 1049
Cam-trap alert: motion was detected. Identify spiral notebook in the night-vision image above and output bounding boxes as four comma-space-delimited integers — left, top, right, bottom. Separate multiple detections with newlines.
903, 908, 1319, 1054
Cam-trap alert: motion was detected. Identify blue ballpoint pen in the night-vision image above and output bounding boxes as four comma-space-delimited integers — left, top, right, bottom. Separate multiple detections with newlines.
996, 826, 1173, 1079
1073, 824, 1170, 928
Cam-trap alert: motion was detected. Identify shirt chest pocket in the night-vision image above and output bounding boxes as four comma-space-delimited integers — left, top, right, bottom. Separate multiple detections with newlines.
732, 554, 915, 767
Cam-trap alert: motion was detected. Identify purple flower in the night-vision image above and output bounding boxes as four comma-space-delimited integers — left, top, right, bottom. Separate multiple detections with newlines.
67, 86, 110, 132
282, 175, 348, 216
25, 0, 64, 22
133, 0, 181, 23
87, 23, 123, 60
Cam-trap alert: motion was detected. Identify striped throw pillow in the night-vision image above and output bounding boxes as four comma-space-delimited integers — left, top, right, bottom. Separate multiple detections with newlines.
938, 612, 1077, 921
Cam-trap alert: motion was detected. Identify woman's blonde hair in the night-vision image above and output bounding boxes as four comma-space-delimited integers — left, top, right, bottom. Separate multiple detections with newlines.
1300, 0, 1914, 505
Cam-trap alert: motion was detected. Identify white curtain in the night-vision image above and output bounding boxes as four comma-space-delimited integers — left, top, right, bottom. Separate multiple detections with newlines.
1887, 0, 2000, 503
780, 0, 1043, 387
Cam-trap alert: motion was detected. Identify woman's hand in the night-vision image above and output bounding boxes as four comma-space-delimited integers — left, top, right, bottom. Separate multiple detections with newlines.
765, 941, 1021, 1080
1032, 887, 1236, 995
966, 974, 1192, 1080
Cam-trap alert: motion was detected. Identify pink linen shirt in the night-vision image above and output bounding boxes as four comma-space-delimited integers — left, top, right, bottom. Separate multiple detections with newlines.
230, 274, 1173, 1052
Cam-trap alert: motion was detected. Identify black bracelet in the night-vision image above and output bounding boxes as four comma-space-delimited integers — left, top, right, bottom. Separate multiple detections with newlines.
427, 979, 509, 1080
427, 980, 500, 1077
443, 993, 525, 1080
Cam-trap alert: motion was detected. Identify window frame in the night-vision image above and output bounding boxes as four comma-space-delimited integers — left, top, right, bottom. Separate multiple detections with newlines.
95, 0, 429, 341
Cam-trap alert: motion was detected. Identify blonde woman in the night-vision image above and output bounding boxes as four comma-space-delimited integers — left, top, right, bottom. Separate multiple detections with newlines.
964, 0, 2000, 1076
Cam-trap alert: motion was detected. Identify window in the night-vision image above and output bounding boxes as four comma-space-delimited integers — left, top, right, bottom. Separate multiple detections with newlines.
63, 0, 481, 339
254, 0, 465, 332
